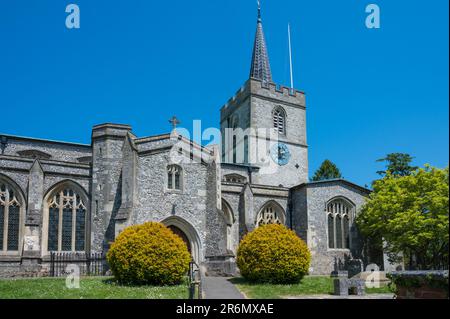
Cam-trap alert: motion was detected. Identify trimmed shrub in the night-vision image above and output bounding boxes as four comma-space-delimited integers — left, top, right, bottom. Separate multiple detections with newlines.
237, 224, 311, 284
107, 222, 191, 286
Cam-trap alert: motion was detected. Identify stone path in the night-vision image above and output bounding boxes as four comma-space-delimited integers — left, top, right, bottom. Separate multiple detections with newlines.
202, 277, 246, 299
285, 293, 395, 299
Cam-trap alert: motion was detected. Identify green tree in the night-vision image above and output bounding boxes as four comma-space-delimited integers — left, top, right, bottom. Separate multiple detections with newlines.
311, 160, 342, 182
376, 153, 418, 177
356, 165, 449, 270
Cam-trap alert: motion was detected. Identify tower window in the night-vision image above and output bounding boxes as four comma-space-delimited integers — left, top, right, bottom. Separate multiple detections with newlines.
273, 107, 286, 135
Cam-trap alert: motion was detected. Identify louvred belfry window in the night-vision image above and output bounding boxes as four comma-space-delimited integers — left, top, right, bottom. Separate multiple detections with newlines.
273, 108, 286, 135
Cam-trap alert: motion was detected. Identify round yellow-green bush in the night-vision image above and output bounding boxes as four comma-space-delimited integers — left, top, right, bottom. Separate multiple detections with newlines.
237, 224, 311, 284
106, 222, 191, 285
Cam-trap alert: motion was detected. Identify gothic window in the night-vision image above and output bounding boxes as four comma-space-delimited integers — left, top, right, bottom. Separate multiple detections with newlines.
167, 165, 182, 191
256, 202, 285, 227
221, 199, 235, 252
273, 107, 286, 135
0, 180, 23, 253
47, 188, 87, 252
326, 198, 354, 249
231, 116, 239, 164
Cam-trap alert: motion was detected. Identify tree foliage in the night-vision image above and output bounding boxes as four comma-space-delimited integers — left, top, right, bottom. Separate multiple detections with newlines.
376, 153, 419, 177
311, 160, 342, 182
356, 165, 449, 270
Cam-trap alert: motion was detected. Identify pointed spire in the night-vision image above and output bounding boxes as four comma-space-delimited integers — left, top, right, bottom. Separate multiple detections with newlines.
250, 1, 273, 83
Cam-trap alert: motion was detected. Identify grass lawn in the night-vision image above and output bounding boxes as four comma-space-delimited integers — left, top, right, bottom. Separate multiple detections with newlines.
231, 276, 393, 299
0, 277, 189, 299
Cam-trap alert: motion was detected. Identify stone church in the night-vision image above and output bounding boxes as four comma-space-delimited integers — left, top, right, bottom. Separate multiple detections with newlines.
0, 8, 384, 278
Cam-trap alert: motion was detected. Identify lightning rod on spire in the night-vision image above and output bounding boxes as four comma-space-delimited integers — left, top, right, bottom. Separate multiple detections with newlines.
288, 23, 294, 90
257, 0, 261, 21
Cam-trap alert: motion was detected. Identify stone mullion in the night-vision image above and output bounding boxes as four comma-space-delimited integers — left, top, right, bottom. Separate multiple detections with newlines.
172, 172, 176, 190
57, 191, 63, 251
71, 196, 76, 252
2, 207, 7, 252
3, 188, 9, 251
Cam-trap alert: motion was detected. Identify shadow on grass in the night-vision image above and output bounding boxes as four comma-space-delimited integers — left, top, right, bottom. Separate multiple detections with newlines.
100, 276, 189, 288
228, 276, 335, 297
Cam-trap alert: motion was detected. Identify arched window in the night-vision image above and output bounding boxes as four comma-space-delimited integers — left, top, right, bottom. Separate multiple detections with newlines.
222, 199, 235, 252
167, 165, 182, 191
326, 198, 354, 249
46, 188, 87, 252
256, 202, 285, 227
0, 180, 23, 252
273, 107, 286, 135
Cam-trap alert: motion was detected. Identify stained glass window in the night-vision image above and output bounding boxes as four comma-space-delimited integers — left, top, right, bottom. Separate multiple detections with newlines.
336, 215, 343, 249
343, 215, 350, 249
46, 187, 87, 252
328, 214, 334, 249
326, 198, 354, 250
7, 205, 20, 251
48, 207, 59, 251
62, 208, 72, 251
75, 208, 86, 251
0, 182, 22, 252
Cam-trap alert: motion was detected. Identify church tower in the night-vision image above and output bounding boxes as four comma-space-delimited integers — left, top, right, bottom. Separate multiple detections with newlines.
220, 3, 308, 188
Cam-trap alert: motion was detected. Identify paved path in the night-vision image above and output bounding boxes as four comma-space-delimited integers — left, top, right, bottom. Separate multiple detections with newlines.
285, 293, 395, 299
202, 277, 246, 299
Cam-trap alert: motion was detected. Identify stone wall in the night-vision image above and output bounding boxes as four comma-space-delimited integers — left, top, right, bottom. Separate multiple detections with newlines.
0, 134, 93, 277
292, 180, 370, 275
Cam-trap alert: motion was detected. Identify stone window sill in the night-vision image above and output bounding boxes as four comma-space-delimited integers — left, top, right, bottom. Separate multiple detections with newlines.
165, 189, 184, 195
0, 255, 21, 262
327, 248, 351, 252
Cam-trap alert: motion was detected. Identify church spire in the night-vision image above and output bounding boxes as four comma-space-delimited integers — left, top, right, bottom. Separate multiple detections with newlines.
250, 1, 273, 83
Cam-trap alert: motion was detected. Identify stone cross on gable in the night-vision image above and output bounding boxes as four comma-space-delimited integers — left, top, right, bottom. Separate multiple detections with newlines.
169, 116, 181, 131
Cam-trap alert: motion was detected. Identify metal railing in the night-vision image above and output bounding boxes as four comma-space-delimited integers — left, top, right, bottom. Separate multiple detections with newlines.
188, 260, 202, 299
50, 252, 106, 277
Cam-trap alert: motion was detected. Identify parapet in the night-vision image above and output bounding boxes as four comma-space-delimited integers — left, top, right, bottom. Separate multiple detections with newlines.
221, 78, 306, 112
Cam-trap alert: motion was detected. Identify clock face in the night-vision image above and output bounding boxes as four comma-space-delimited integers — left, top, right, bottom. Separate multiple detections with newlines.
271, 143, 291, 166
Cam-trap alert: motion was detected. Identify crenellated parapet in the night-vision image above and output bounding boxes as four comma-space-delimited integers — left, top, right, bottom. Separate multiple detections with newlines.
249, 78, 306, 107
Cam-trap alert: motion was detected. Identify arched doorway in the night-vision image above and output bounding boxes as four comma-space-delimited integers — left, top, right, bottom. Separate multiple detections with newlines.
168, 225, 191, 255
161, 216, 202, 264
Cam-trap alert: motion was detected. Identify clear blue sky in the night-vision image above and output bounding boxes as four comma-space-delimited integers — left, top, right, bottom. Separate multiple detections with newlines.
0, 0, 448, 186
